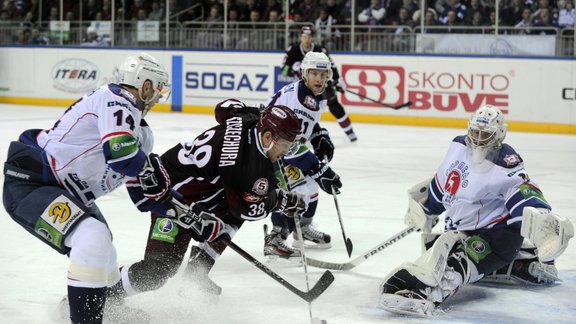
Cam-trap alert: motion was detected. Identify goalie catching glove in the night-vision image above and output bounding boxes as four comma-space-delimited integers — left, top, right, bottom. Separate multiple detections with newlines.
274, 189, 307, 218
137, 153, 171, 201
310, 127, 335, 162
521, 207, 574, 262
309, 162, 342, 194
168, 199, 227, 242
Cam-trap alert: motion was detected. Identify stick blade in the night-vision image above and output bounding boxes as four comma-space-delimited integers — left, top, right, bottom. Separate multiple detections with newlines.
345, 238, 353, 258
302, 270, 335, 302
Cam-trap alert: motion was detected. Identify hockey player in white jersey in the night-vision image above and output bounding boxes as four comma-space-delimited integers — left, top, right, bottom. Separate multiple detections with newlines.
378, 105, 574, 316
2, 53, 218, 323
263, 51, 343, 258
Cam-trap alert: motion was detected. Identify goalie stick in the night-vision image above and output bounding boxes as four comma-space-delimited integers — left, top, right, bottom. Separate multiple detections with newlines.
306, 225, 416, 270
171, 198, 335, 302
345, 89, 412, 110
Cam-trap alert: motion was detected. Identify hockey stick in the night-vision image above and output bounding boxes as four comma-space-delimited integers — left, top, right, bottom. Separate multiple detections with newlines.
223, 239, 335, 302
323, 157, 353, 258
171, 198, 335, 302
306, 225, 416, 270
345, 89, 412, 110
332, 184, 353, 257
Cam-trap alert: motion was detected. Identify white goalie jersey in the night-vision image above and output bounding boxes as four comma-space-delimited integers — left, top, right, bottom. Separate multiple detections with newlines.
424, 136, 551, 231
37, 84, 153, 206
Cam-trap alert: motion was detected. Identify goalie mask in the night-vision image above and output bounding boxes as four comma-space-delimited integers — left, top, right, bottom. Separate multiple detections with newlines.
300, 52, 332, 95
117, 53, 171, 116
466, 105, 508, 163
257, 105, 303, 156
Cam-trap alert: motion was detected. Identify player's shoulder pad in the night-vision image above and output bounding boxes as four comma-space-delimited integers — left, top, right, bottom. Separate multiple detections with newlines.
452, 135, 467, 145
492, 144, 523, 168
215, 98, 260, 124
107, 84, 138, 108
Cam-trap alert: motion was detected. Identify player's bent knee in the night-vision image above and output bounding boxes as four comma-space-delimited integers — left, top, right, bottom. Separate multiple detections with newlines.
66, 218, 114, 283
127, 255, 181, 293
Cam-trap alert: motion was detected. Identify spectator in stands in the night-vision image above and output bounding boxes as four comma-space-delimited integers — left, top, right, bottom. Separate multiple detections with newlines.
148, 1, 164, 20
515, 7, 534, 34
299, 0, 318, 22
49, 6, 58, 20
469, 10, 487, 31
440, 9, 463, 32
533, 7, 559, 33
239, 0, 262, 21
500, 0, 524, 26
315, 6, 341, 49
422, 8, 439, 30
325, 0, 344, 23
358, 0, 386, 25
558, 0, 575, 27
30, 27, 50, 45
532, 0, 558, 23
402, 0, 420, 18
439, 0, 467, 24
81, 26, 109, 47
84, 0, 99, 20
465, 0, 486, 24
262, 0, 283, 22
128, 0, 148, 21
392, 7, 413, 51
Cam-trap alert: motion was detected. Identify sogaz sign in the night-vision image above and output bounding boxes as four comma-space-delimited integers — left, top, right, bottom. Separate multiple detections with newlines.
184, 62, 272, 102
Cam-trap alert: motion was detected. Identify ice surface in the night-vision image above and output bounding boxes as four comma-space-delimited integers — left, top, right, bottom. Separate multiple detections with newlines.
1, 104, 575, 324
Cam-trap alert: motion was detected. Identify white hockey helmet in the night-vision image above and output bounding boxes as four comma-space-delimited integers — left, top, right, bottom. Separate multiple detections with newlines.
117, 53, 171, 115
300, 52, 332, 94
466, 105, 508, 163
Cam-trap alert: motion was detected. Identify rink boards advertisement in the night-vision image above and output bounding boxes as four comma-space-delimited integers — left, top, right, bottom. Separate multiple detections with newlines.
0, 47, 574, 134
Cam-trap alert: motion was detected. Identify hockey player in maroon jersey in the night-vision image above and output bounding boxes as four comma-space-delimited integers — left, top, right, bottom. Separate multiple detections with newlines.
108, 99, 307, 298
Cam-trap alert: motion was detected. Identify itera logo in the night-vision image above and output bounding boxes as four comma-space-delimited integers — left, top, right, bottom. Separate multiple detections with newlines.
341, 65, 405, 107
52, 59, 100, 93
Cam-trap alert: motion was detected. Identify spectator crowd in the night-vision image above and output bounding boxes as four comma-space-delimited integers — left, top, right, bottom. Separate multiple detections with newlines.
2, 0, 574, 46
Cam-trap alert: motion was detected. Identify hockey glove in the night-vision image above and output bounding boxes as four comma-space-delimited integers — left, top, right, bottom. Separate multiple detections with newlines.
137, 153, 171, 201
335, 78, 347, 93
275, 189, 307, 218
172, 201, 226, 243
310, 127, 335, 162
309, 162, 342, 194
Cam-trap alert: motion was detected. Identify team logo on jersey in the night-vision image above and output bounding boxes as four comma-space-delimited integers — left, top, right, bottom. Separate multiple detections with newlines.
303, 96, 317, 110
444, 170, 462, 196
158, 218, 174, 233
503, 154, 521, 166
252, 178, 269, 195
48, 202, 72, 224
152, 218, 179, 243
243, 192, 264, 203
36, 227, 54, 243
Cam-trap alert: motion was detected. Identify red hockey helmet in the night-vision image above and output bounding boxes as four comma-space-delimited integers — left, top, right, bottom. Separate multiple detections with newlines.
257, 105, 302, 142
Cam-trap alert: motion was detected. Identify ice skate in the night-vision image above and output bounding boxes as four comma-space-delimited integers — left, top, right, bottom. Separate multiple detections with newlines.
479, 258, 559, 286
264, 225, 302, 259
345, 129, 357, 142
181, 246, 222, 296
378, 289, 436, 316
293, 223, 332, 249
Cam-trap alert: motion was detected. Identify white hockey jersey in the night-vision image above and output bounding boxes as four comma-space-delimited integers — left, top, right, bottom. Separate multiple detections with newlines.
425, 136, 550, 231
37, 84, 153, 206
265, 80, 327, 141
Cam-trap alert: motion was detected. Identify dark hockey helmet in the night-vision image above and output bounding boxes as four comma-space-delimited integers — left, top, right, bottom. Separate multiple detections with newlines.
301, 26, 315, 36
257, 105, 302, 142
